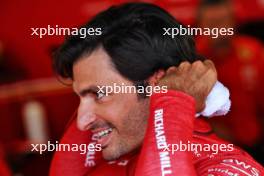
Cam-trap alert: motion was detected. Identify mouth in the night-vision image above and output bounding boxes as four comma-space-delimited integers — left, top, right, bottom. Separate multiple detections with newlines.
93, 127, 113, 148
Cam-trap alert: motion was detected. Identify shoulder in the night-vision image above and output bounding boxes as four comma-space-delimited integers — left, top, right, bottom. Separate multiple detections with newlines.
192, 118, 264, 176
194, 148, 264, 176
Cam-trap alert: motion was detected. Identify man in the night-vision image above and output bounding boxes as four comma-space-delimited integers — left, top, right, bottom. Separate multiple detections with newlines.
50, 3, 264, 175
196, 0, 264, 149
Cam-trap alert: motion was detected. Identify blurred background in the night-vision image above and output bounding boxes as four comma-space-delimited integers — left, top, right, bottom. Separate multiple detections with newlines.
0, 0, 263, 175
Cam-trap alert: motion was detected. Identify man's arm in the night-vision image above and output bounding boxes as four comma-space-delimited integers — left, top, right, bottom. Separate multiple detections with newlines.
135, 60, 264, 175
135, 60, 216, 176
135, 90, 197, 176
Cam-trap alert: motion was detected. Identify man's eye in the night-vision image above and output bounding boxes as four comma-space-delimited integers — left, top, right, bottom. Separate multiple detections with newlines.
96, 92, 106, 99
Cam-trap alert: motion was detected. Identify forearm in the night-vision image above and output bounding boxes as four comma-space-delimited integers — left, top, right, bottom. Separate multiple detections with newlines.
135, 90, 197, 176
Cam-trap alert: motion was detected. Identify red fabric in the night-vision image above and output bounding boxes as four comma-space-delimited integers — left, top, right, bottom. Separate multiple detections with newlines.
0, 146, 11, 176
135, 91, 197, 176
50, 90, 264, 176
196, 35, 264, 146
0, 159, 11, 176
49, 117, 103, 176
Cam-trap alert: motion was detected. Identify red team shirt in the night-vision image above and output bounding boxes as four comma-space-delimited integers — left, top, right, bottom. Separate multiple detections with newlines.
50, 91, 264, 176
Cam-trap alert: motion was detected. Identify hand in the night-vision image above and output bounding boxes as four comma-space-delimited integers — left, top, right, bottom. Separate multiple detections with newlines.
158, 60, 217, 112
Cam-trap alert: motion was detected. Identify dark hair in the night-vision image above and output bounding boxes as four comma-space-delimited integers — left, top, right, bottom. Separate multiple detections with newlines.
53, 2, 201, 83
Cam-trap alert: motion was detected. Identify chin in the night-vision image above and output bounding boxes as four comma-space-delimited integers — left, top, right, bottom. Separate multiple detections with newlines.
102, 141, 131, 161
102, 147, 123, 161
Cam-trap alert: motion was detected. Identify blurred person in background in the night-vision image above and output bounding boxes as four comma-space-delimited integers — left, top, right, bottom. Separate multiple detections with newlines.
0, 40, 27, 84
196, 0, 264, 163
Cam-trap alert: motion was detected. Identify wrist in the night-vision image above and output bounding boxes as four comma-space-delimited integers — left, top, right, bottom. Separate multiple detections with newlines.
151, 90, 195, 105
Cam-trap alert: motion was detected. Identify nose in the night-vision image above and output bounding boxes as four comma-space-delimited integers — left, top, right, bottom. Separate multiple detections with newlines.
77, 98, 96, 131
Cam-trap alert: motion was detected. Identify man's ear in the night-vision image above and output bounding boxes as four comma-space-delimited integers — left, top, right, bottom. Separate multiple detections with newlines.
148, 70, 165, 86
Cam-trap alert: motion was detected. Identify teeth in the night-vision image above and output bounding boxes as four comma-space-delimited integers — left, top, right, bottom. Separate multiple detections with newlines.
96, 128, 113, 138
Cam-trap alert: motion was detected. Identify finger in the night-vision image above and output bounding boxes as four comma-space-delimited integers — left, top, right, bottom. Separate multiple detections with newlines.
158, 76, 181, 90
204, 60, 218, 80
204, 60, 217, 73
189, 60, 207, 81
178, 61, 191, 73
186, 61, 208, 90
200, 69, 217, 95
166, 66, 177, 75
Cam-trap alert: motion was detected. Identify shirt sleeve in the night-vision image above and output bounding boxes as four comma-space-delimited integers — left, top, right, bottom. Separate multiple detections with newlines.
135, 90, 197, 176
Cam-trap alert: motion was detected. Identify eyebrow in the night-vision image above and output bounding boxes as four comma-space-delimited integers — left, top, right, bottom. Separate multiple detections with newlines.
76, 85, 100, 97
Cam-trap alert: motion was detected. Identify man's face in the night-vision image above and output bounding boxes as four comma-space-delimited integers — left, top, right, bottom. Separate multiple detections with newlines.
73, 47, 149, 160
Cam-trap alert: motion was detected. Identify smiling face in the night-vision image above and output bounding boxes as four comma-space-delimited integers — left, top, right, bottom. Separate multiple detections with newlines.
73, 47, 149, 160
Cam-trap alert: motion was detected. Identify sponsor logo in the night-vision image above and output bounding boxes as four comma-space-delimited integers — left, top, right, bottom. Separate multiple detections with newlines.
154, 109, 172, 176
222, 159, 260, 176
